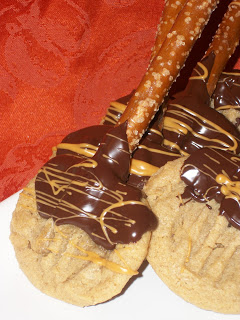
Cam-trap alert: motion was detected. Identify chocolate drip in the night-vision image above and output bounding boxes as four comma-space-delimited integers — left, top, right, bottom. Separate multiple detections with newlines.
181, 147, 240, 230
36, 122, 156, 250
162, 53, 240, 155
212, 70, 240, 111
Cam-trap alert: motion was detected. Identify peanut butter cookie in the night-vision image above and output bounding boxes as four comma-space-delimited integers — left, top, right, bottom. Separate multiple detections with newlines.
144, 149, 240, 314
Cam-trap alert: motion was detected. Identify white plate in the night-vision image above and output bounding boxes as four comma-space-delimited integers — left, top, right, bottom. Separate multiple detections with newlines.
0, 192, 238, 320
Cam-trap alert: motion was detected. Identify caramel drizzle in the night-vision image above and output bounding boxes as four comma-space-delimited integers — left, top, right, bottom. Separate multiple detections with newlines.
38, 225, 138, 276
36, 159, 146, 246
163, 103, 239, 154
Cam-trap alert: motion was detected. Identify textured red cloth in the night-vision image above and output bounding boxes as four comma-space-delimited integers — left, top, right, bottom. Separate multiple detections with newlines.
0, 0, 239, 201
0, 0, 164, 201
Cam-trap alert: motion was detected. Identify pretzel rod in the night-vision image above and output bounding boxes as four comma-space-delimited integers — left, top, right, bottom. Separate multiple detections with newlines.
150, 0, 188, 62
206, 0, 240, 96
118, 0, 219, 152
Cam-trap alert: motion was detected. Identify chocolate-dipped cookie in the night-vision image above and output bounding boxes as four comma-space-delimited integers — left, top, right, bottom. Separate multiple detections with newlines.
10, 123, 156, 306
212, 70, 240, 131
145, 148, 240, 313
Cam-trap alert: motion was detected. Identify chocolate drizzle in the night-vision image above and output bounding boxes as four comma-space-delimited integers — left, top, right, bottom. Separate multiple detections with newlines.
162, 53, 240, 155
181, 147, 240, 230
36, 122, 156, 250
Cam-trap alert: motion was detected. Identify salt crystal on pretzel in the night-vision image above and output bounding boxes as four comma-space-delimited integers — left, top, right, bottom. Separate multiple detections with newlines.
118, 0, 219, 152
160, 1, 240, 157
206, 0, 240, 96
150, 0, 188, 62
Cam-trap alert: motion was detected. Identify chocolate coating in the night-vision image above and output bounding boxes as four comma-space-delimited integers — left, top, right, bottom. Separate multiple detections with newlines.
57, 125, 111, 157
36, 122, 156, 250
212, 70, 240, 111
128, 110, 180, 189
181, 147, 240, 230
102, 95, 180, 189
35, 55, 240, 247
162, 54, 240, 155
58, 94, 179, 191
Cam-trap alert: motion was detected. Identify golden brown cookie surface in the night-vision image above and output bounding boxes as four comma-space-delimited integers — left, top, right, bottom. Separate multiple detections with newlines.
10, 180, 151, 307
144, 157, 240, 314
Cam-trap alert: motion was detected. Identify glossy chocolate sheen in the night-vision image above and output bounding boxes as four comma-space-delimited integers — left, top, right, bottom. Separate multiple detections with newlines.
181, 147, 240, 230
162, 53, 240, 155
35, 55, 240, 248
56, 95, 180, 190
103, 95, 180, 189
128, 110, 180, 189
212, 70, 240, 111
36, 122, 157, 250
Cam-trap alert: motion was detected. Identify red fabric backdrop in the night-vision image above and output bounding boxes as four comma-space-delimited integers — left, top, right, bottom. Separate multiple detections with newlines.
0, 0, 239, 201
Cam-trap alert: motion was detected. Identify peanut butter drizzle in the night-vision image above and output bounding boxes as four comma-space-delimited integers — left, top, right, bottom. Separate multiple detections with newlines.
149, 128, 162, 136
37, 161, 140, 242
55, 96, 179, 192
162, 54, 240, 156
110, 101, 127, 112
99, 200, 144, 245
38, 226, 138, 275
185, 235, 192, 264
189, 62, 208, 81
162, 139, 189, 156
222, 71, 240, 77
36, 122, 156, 250
130, 159, 159, 176
57, 142, 97, 157
56, 136, 178, 177
21, 188, 138, 274
130, 145, 181, 176
163, 103, 239, 154
104, 101, 126, 124
216, 105, 240, 111
138, 144, 179, 157
212, 69, 240, 112
216, 174, 240, 201
180, 233, 192, 273
181, 148, 240, 230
